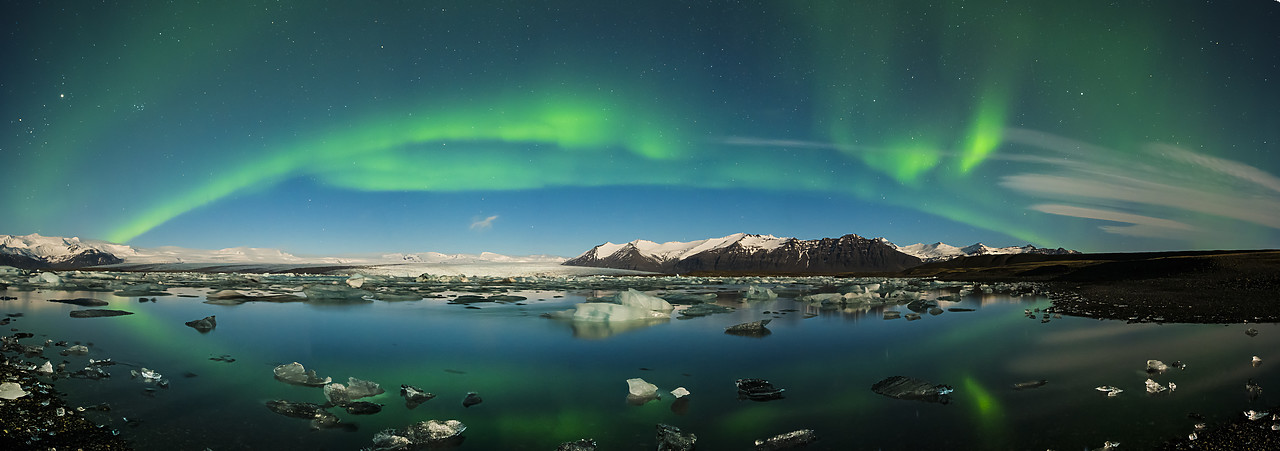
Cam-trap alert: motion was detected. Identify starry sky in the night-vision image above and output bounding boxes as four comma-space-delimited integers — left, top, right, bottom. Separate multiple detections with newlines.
3, 1, 1278, 256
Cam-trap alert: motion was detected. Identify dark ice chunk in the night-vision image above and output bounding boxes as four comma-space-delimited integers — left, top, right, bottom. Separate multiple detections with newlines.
871, 376, 953, 404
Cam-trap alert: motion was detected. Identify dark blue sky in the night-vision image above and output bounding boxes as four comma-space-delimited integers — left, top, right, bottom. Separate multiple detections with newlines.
3, 1, 1278, 256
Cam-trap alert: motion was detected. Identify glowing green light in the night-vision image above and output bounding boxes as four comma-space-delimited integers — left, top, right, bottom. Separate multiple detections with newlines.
958, 92, 1007, 174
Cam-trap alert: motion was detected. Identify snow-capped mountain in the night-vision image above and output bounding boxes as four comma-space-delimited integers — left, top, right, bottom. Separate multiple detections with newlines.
563, 233, 923, 273
892, 241, 1079, 263
0, 234, 128, 268
0, 233, 562, 269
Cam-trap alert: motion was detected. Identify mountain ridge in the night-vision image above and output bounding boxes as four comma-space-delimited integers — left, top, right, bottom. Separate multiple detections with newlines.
565, 233, 1079, 274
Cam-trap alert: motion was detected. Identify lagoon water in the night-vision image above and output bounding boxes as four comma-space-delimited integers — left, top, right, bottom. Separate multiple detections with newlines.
3, 277, 1277, 450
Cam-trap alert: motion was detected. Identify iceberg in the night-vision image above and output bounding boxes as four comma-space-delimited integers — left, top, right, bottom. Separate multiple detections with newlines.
547, 289, 674, 323
741, 285, 777, 301
670, 387, 691, 399
302, 284, 373, 304
273, 362, 332, 387
627, 378, 659, 398
325, 377, 384, 405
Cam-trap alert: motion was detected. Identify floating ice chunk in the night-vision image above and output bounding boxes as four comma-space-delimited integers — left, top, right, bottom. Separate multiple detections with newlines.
302, 284, 372, 304
403, 419, 467, 443
741, 285, 777, 301
39, 361, 53, 374
400, 385, 435, 409
671, 387, 691, 399
627, 378, 659, 398
29, 272, 61, 285
60, 345, 89, 356
725, 319, 772, 337
325, 377, 384, 404
1100, 441, 1120, 450
273, 362, 331, 387
185, 315, 216, 332
1145, 379, 1167, 394
1146, 359, 1168, 373
0, 382, 28, 399
1253, 355, 1262, 366
345, 274, 366, 288
462, 392, 483, 408
1095, 385, 1124, 397
613, 289, 672, 312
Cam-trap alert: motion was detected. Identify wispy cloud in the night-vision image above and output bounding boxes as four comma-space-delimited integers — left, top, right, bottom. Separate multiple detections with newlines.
1001, 128, 1280, 233
1030, 204, 1198, 239
469, 215, 499, 230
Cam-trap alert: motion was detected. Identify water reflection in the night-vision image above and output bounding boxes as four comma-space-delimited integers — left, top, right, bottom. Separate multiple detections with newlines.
0, 277, 1277, 450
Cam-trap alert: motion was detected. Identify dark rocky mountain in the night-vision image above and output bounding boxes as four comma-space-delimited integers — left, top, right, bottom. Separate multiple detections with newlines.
0, 248, 122, 270
564, 233, 923, 274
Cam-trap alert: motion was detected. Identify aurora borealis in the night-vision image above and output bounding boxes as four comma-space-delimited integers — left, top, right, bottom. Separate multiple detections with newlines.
3, 1, 1278, 255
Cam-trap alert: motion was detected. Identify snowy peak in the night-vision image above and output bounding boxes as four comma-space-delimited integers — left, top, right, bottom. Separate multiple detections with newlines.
894, 241, 1079, 263
565, 233, 921, 274
572, 233, 794, 265
0, 233, 129, 268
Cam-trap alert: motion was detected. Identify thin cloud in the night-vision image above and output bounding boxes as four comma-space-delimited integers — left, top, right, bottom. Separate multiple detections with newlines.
1030, 204, 1198, 239
469, 215, 499, 230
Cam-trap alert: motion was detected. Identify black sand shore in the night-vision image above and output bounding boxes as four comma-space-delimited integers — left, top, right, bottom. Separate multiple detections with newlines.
903, 250, 1280, 324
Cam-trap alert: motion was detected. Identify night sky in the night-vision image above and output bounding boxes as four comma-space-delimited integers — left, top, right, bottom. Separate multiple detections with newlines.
4, 1, 1278, 256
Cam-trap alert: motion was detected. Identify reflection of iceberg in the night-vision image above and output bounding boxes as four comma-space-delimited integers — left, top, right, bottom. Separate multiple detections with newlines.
568, 318, 669, 339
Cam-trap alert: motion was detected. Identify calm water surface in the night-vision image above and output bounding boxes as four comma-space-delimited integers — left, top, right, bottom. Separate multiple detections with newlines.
3, 281, 1277, 450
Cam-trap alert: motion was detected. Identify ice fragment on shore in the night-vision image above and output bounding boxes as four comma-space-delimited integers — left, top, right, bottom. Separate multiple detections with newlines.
0, 382, 28, 399
556, 438, 598, 451
273, 362, 331, 387
754, 429, 817, 450
655, 424, 696, 451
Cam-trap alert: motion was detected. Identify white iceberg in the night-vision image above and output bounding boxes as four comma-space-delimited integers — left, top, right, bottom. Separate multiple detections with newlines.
741, 285, 777, 301
547, 289, 673, 322
28, 272, 61, 285
626, 378, 659, 398
671, 387, 691, 398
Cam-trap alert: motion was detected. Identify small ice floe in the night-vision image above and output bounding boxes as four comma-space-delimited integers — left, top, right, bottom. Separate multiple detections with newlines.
1252, 355, 1262, 367
1244, 410, 1269, 421
1011, 379, 1048, 390
1188, 432, 1197, 441
1146, 360, 1169, 373
1245, 327, 1259, 337
38, 361, 53, 375
1099, 440, 1120, 450
670, 387, 691, 399
1168, 382, 1177, 392
1145, 379, 1167, 394
1096, 385, 1124, 397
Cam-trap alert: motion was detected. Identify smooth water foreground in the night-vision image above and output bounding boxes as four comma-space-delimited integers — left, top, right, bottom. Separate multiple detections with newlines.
2, 278, 1277, 450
